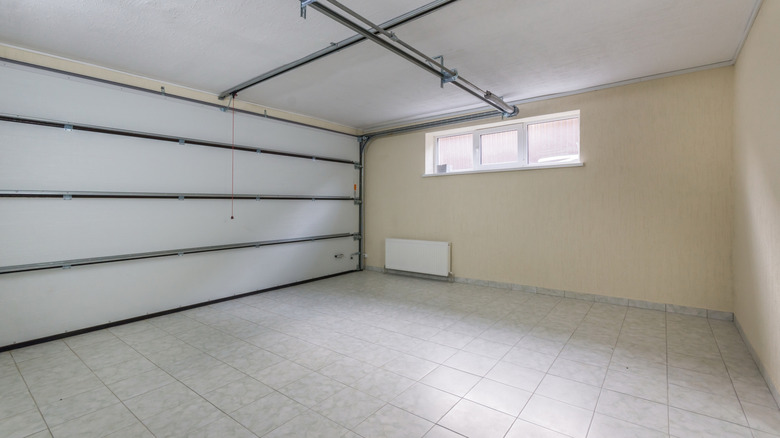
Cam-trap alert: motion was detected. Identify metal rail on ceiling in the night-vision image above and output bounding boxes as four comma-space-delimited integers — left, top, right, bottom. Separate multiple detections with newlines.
0, 233, 358, 275
218, 0, 458, 100
300, 0, 519, 117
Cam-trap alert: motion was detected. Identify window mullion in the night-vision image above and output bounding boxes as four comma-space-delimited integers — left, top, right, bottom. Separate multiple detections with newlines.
473, 132, 481, 171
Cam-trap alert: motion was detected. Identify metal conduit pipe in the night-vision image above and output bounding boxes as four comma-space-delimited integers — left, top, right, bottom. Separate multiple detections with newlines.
302, 0, 519, 117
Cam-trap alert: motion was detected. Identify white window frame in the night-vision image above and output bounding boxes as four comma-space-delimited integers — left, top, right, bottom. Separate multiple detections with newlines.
426, 110, 581, 176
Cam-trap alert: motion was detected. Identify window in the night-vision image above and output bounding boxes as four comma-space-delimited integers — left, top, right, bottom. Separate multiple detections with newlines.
427, 110, 580, 175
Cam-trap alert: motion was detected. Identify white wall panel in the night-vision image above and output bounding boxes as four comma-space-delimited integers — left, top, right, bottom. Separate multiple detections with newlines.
0, 62, 359, 347
0, 199, 357, 266
0, 62, 357, 161
0, 238, 359, 347
0, 123, 356, 195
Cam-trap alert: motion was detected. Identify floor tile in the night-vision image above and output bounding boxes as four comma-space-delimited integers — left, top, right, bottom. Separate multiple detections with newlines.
535, 374, 601, 410
596, 389, 668, 432
279, 372, 347, 408
668, 383, 747, 425
181, 417, 257, 438
3, 272, 777, 438
92, 356, 158, 385
603, 369, 667, 404
0, 409, 48, 438
353, 369, 416, 401
142, 398, 224, 438
27, 372, 105, 406
354, 404, 433, 438
519, 394, 594, 438
443, 351, 498, 376
465, 378, 532, 416
438, 399, 515, 438
107, 368, 174, 401
178, 362, 246, 395
39, 385, 119, 427
315, 387, 385, 428
265, 410, 349, 438
0, 385, 37, 422
462, 338, 512, 359
505, 419, 570, 438
587, 413, 668, 438
232, 392, 308, 436
502, 347, 557, 372
103, 422, 154, 437
423, 425, 466, 438
547, 357, 607, 387
249, 359, 312, 389
391, 382, 460, 422
124, 381, 200, 420
419, 366, 480, 397
319, 357, 377, 385
202, 376, 273, 413
668, 407, 752, 438
742, 401, 780, 435
382, 354, 438, 380
485, 361, 545, 392
50, 403, 138, 438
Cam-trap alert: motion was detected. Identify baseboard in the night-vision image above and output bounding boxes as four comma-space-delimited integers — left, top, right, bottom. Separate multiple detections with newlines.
734, 317, 780, 408
365, 266, 733, 321
0, 270, 358, 352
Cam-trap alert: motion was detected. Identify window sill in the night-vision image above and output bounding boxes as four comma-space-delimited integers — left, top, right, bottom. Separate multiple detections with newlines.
422, 162, 583, 177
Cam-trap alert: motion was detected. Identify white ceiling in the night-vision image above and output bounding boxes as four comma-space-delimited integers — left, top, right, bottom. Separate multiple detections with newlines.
0, 0, 760, 131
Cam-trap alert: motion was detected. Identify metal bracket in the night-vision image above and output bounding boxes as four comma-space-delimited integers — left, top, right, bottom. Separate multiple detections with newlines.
178, 139, 185, 145
352, 234, 362, 241
433, 56, 458, 88
300, 0, 317, 18
63, 194, 72, 200
63, 124, 73, 132
353, 199, 362, 205
354, 163, 363, 170
62, 264, 72, 270
178, 196, 185, 200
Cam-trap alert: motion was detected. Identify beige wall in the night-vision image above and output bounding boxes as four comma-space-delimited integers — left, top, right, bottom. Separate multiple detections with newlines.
733, 0, 780, 398
366, 67, 734, 311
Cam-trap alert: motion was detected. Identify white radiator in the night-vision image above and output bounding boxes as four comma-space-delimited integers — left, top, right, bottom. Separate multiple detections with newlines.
385, 238, 451, 277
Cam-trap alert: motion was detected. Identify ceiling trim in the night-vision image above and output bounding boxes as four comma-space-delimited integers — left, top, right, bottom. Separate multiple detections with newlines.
364, 59, 737, 136
732, 0, 764, 62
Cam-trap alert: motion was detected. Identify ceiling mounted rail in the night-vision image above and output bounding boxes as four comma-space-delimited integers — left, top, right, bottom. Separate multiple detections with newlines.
219, 0, 457, 100
299, 0, 519, 117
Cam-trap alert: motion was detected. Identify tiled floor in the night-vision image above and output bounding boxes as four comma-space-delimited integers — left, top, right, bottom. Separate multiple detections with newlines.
2, 271, 780, 437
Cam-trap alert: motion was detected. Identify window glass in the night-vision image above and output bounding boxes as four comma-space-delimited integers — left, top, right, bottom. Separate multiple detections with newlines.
436, 133, 473, 172
528, 118, 580, 165
480, 130, 518, 165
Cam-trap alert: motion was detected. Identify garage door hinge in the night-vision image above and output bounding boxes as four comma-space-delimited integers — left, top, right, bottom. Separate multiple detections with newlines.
353, 199, 362, 205
354, 163, 363, 170
352, 234, 362, 241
